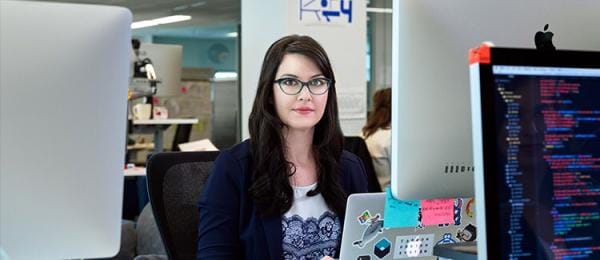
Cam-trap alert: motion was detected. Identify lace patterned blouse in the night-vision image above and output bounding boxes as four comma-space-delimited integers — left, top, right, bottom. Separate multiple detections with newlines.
281, 183, 341, 260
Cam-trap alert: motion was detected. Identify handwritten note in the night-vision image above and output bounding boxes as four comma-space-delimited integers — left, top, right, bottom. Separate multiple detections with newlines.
421, 199, 454, 226
383, 188, 420, 228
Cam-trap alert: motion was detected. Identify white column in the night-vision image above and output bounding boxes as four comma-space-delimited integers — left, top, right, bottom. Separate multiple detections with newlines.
241, 0, 367, 139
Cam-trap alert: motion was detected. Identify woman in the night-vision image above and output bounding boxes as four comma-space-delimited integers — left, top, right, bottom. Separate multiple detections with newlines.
197, 35, 368, 259
362, 88, 392, 190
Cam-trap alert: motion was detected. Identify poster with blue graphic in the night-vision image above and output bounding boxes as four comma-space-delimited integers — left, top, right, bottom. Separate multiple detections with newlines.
298, 0, 353, 25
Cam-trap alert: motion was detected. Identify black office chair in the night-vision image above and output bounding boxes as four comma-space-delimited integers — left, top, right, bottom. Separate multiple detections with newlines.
344, 136, 382, 193
146, 151, 220, 260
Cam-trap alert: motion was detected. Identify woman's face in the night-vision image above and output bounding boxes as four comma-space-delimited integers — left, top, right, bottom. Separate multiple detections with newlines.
273, 53, 329, 132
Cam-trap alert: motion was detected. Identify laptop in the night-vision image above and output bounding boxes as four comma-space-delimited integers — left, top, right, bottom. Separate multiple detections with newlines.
469, 46, 600, 259
340, 192, 476, 259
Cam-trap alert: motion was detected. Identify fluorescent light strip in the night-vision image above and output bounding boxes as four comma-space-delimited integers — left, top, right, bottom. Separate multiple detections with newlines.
131, 20, 158, 29
131, 15, 192, 29
366, 7, 392, 14
190, 1, 207, 8
153, 15, 191, 24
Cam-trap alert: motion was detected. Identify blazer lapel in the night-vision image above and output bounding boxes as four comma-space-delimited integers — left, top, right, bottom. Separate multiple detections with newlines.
261, 215, 282, 259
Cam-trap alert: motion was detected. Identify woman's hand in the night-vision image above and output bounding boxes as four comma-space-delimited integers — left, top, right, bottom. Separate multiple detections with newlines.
321, 256, 335, 260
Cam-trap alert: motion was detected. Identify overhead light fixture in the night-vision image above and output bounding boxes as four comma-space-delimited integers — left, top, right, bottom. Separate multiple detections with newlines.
131, 15, 192, 29
366, 7, 392, 14
190, 1, 207, 8
152, 15, 191, 24
226, 32, 238, 38
131, 20, 158, 29
172, 1, 206, 12
172, 5, 189, 12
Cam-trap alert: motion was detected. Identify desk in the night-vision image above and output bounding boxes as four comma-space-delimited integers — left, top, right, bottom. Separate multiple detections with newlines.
124, 167, 146, 177
132, 118, 198, 153
123, 167, 148, 220
126, 143, 154, 151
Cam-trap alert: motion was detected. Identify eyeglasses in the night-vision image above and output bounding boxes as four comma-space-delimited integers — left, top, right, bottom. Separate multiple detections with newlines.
273, 77, 332, 95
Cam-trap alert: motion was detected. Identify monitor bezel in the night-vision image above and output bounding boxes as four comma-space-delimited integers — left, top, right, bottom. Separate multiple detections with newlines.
475, 47, 600, 259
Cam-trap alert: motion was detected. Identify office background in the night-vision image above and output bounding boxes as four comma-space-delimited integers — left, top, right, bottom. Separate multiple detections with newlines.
78, 0, 394, 152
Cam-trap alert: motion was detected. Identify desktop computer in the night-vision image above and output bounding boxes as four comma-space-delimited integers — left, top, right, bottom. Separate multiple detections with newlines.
0, 1, 131, 259
471, 47, 600, 259
391, 0, 600, 201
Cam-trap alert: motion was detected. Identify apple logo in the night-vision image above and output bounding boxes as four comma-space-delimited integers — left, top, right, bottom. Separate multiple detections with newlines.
534, 24, 556, 52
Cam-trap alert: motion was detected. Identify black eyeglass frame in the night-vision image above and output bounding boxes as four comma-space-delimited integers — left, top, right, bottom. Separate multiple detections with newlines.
273, 77, 334, 95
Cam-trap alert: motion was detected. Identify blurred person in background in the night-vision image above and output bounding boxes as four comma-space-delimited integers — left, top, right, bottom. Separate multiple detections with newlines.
362, 88, 392, 190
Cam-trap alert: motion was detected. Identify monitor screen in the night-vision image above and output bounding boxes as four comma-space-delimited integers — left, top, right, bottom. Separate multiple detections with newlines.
0, 1, 131, 259
391, 0, 600, 200
130, 43, 183, 97
472, 48, 600, 259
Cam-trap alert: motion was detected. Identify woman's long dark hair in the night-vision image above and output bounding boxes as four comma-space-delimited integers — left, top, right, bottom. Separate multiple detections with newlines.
248, 35, 347, 218
362, 88, 391, 139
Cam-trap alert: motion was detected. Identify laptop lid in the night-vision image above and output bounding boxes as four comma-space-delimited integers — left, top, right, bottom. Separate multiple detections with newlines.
470, 47, 600, 259
340, 193, 476, 259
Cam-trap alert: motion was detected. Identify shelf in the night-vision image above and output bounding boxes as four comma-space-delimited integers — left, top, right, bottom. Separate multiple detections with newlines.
126, 143, 154, 150
132, 118, 199, 125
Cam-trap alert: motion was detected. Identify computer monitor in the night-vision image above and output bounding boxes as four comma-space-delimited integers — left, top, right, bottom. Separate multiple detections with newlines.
129, 43, 183, 97
0, 1, 131, 259
391, 0, 600, 200
470, 47, 600, 259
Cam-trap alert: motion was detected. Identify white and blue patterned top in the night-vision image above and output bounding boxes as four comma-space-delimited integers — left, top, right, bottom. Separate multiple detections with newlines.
282, 182, 341, 260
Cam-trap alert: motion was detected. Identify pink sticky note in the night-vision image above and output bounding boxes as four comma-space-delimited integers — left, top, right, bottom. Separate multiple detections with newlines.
421, 199, 455, 226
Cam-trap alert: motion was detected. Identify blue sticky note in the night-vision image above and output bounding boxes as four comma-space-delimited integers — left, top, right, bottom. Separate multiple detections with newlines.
383, 188, 420, 228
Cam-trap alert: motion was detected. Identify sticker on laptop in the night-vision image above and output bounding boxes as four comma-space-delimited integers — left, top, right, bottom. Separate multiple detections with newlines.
436, 198, 462, 227
353, 214, 384, 248
456, 223, 477, 242
436, 233, 457, 245
453, 198, 463, 225
394, 234, 435, 258
357, 210, 372, 225
415, 208, 424, 230
466, 198, 475, 218
373, 238, 391, 259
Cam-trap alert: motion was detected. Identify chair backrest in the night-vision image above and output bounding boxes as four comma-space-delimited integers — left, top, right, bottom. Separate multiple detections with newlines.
343, 136, 382, 193
146, 151, 220, 260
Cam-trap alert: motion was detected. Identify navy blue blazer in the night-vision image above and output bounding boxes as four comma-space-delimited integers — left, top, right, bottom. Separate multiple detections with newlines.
197, 140, 368, 259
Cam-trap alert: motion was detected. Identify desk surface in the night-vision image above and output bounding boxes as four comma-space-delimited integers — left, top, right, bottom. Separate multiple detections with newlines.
124, 167, 146, 177
126, 143, 154, 150
132, 118, 198, 125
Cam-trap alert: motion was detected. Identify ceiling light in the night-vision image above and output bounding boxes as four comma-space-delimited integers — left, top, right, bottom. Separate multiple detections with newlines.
152, 15, 191, 24
226, 32, 238, 38
173, 5, 189, 12
131, 15, 192, 29
190, 1, 207, 8
131, 20, 158, 29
